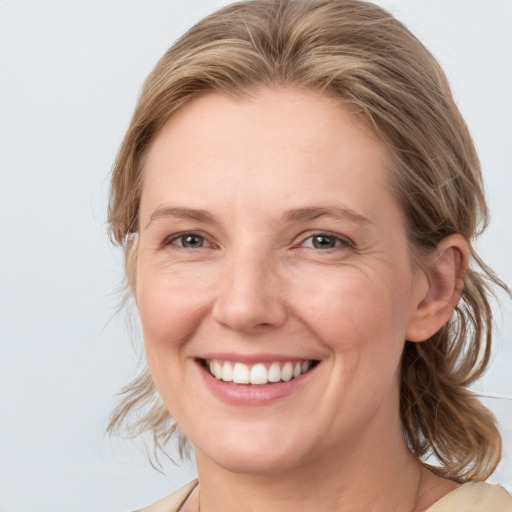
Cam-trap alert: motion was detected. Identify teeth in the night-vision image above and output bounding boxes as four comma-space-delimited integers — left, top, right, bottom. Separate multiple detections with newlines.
268, 362, 281, 383
250, 363, 268, 385
281, 362, 293, 381
221, 362, 233, 382
232, 363, 249, 384
213, 360, 222, 379
206, 359, 315, 385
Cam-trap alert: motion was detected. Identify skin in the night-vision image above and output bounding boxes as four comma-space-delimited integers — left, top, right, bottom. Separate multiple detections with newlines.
135, 89, 465, 511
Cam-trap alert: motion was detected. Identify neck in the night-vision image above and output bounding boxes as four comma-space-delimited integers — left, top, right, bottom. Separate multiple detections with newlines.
194, 414, 427, 512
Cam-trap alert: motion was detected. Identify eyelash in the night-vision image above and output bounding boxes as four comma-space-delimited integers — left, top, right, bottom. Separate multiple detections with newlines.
297, 232, 355, 251
163, 231, 354, 251
163, 232, 215, 249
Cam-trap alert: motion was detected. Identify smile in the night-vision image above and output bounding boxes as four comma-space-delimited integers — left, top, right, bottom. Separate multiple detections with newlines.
203, 359, 316, 385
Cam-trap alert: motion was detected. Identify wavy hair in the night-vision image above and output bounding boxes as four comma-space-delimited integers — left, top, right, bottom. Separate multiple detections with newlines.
108, 0, 508, 480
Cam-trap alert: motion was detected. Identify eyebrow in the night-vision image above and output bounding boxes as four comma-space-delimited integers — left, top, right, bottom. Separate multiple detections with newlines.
144, 207, 216, 230
144, 204, 372, 230
282, 206, 372, 226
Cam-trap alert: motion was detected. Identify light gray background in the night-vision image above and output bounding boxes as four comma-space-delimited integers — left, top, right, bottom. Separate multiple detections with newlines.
1, 1, 511, 511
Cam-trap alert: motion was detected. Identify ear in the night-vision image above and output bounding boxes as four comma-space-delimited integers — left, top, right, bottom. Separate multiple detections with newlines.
405, 234, 469, 342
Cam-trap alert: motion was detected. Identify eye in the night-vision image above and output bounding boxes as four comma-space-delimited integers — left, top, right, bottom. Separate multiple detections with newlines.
166, 232, 209, 249
301, 233, 352, 250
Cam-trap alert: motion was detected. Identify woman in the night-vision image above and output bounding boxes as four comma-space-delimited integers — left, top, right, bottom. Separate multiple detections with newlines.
108, 1, 512, 510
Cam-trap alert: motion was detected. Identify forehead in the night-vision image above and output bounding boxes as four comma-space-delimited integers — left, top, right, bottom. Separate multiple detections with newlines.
140, 88, 397, 227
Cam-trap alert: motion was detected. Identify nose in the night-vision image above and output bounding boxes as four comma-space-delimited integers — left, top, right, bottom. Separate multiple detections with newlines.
211, 249, 287, 334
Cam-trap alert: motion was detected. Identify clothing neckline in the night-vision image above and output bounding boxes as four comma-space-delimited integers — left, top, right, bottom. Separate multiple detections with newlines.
177, 480, 475, 511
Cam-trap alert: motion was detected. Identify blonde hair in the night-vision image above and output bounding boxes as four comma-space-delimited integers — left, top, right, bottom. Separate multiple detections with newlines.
108, 0, 507, 480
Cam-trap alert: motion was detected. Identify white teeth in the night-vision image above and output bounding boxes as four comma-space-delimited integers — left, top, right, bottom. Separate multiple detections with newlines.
213, 360, 222, 379
206, 359, 315, 385
221, 362, 233, 382
268, 362, 281, 383
232, 362, 249, 384
281, 362, 293, 381
250, 363, 268, 385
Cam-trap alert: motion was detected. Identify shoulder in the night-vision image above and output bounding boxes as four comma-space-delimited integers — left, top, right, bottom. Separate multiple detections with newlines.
426, 482, 512, 511
132, 480, 511, 512
134, 480, 198, 512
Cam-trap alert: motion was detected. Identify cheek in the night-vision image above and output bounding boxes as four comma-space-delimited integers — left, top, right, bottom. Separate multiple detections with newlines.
291, 265, 413, 357
138, 287, 200, 344
135, 274, 210, 418
135, 268, 213, 385
136, 260, 213, 337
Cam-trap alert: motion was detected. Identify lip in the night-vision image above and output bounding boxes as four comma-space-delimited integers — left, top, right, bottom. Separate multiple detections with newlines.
195, 356, 319, 406
198, 352, 309, 364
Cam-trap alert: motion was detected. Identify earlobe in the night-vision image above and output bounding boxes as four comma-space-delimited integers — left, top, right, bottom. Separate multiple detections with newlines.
405, 234, 469, 343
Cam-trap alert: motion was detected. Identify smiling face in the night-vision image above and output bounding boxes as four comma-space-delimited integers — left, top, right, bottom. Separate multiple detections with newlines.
135, 88, 428, 475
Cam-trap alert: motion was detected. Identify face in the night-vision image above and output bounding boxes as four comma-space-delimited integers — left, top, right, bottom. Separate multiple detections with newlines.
136, 89, 428, 476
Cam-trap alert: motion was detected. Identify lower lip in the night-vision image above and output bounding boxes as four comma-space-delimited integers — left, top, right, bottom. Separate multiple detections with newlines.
197, 361, 316, 406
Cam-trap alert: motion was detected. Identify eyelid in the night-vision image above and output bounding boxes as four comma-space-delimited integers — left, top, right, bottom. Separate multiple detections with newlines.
163, 231, 218, 249
159, 229, 354, 250
296, 231, 355, 249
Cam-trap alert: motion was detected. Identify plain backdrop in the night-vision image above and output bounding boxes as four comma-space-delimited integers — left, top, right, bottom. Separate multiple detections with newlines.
1, 1, 511, 511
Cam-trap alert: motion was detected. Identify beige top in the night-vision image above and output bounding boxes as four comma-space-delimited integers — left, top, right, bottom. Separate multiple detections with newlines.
137, 480, 512, 512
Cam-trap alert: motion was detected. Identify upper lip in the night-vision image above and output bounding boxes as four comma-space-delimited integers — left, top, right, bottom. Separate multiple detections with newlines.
196, 353, 320, 364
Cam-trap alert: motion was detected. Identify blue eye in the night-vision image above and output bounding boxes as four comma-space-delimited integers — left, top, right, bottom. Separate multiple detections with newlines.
169, 233, 206, 248
301, 233, 351, 250
311, 234, 337, 249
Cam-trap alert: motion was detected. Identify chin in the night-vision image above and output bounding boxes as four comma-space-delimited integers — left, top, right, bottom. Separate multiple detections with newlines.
194, 427, 311, 476
211, 449, 305, 476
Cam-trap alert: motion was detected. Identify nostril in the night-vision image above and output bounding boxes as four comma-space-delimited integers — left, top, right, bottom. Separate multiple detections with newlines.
210, 266, 287, 332
212, 299, 287, 333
